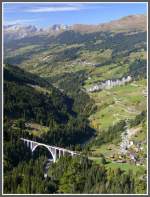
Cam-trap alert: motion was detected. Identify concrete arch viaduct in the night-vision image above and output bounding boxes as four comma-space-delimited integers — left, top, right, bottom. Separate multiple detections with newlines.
20, 138, 79, 163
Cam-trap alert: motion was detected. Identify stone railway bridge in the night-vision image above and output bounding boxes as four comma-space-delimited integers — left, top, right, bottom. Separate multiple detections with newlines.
20, 138, 79, 162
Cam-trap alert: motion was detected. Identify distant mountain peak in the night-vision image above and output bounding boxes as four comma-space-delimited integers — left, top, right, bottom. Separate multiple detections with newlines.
4, 24, 38, 40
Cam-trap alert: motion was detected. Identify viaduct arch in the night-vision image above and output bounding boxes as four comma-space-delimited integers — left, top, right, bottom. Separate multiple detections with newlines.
20, 138, 79, 163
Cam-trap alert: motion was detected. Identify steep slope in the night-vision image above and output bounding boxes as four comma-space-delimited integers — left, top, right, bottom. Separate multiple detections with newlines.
4, 64, 75, 124
4, 64, 95, 146
4, 64, 96, 187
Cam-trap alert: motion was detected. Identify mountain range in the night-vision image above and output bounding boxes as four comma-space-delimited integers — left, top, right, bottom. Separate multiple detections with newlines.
4, 14, 146, 40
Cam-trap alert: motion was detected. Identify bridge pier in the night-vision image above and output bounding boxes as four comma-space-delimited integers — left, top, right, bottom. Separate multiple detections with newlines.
54, 148, 56, 163
30, 142, 33, 151
59, 150, 61, 158
27, 141, 29, 147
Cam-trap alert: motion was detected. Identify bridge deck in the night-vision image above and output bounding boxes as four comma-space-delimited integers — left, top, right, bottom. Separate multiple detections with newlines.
20, 138, 79, 155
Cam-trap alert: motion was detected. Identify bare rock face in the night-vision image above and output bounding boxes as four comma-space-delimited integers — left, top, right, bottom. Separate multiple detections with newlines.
50, 24, 69, 31
4, 24, 38, 40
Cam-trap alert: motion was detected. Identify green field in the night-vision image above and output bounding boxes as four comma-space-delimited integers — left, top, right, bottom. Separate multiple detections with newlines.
88, 79, 146, 130
89, 156, 145, 174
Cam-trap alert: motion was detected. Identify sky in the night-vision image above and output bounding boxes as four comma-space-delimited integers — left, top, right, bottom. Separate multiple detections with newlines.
3, 2, 147, 28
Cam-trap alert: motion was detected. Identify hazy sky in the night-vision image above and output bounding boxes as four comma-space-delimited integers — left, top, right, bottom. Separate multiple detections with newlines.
3, 2, 147, 28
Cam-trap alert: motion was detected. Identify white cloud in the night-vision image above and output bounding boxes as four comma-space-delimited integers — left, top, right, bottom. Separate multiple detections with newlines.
26, 6, 81, 13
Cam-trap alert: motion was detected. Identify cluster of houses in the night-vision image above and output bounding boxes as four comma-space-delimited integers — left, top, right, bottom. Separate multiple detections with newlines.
115, 129, 145, 165
104, 122, 146, 166
69, 59, 102, 67
87, 76, 132, 92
